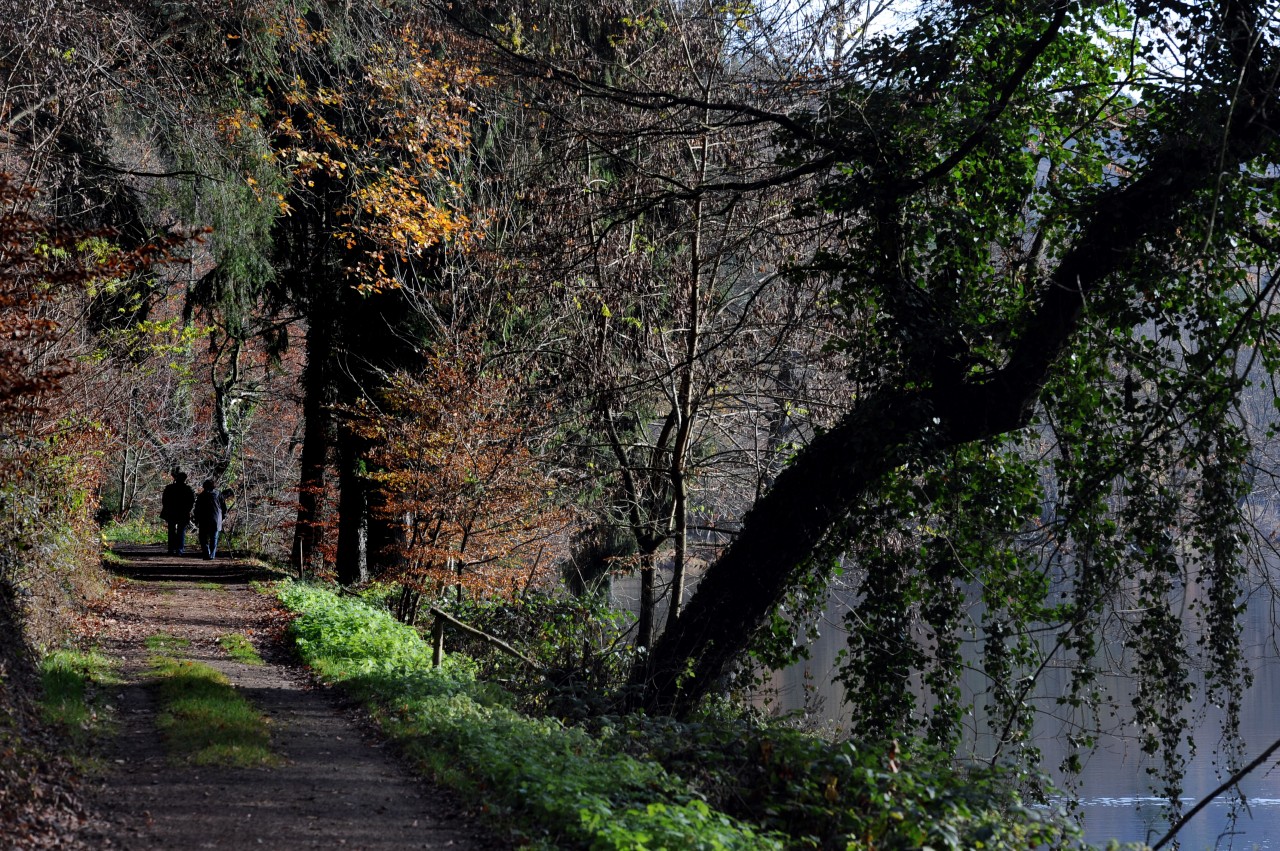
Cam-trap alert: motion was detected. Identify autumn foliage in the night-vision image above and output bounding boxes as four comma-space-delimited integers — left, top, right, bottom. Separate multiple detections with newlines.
220, 20, 486, 294
353, 346, 571, 621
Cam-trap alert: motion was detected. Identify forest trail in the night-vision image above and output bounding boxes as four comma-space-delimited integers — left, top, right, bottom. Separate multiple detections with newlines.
79, 544, 503, 850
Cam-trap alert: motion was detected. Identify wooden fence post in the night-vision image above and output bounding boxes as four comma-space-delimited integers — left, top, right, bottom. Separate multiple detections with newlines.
432, 614, 446, 668
426, 606, 542, 670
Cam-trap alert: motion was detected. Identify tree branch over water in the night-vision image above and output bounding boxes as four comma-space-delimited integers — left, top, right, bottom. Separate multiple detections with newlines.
1151, 735, 1280, 851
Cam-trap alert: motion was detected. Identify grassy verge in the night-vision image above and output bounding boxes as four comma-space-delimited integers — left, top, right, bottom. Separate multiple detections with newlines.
148, 634, 275, 767
277, 583, 1094, 851
101, 517, 163, 546
38, 648, 120, 756
218, 632, 264, 665
277, 582, 783, 850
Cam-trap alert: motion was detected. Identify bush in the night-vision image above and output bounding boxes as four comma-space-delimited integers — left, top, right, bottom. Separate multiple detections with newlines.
0, 439, 110, 650
101, 515, 163, 546
595, 711, 1083, 850
442, 592, 635, 718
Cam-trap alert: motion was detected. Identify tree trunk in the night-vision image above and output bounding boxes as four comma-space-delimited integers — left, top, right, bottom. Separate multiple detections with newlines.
335, 422, 369, 586
604, 407, 674, 647
635, 548, 657, 649
209, 334, 243, 478
666, 135, 707, 630
118, 414, 130, 517
293, 317, 331, 577
331, 285, 420, 584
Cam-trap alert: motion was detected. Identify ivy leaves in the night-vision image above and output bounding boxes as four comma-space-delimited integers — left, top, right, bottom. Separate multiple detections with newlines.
781, 0, 1280, 807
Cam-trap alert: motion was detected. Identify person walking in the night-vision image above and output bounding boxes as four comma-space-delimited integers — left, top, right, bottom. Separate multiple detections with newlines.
193, 479, 228, 560
159, 470, 196, 555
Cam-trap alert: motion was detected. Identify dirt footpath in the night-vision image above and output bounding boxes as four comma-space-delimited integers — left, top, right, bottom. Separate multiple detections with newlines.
80, 545, 504, 850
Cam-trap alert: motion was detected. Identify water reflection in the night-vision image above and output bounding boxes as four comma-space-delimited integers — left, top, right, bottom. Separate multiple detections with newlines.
611, 572, 1280, 849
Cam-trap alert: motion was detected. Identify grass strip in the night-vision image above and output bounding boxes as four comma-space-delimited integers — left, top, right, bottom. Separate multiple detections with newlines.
101, 548, 130, 568
277, 582, 782, 850
39, 648, 120, 751
218, 632, 264, 665
145, 632, 190, 654
151, 654, 276, 767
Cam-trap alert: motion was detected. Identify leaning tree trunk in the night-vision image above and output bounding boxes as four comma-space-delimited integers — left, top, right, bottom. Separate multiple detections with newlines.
628, 80, 1280, 716
629, 388, 944, 715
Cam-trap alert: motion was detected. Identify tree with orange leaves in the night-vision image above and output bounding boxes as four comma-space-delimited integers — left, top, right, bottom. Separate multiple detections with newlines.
222, 20, 484, 293
213, 7, 487, 582
352, 345, 570, 624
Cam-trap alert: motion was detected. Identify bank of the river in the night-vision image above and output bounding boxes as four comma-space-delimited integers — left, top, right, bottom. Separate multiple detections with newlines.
665, 569, 1280, 851
276, 581, 1089, 849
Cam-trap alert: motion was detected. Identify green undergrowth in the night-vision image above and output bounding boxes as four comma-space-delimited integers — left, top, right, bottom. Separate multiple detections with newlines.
218, 632, 264, 665
38, 648, 121, 755
101, 517, 163, 546
277, 582, 783, 850
599, 713, 1085, 850
149, 646, 275, 767
278, 583, 1096, 850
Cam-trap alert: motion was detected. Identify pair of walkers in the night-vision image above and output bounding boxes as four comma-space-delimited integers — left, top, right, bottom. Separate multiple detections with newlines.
160, 470, 229, 560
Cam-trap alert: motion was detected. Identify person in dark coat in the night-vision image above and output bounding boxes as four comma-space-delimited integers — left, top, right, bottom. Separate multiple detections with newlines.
193, 478, 228, 560
159, 470, 196, 555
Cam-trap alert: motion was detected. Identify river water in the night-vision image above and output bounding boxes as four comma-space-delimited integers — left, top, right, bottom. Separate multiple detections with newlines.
613, 572, 1280, 849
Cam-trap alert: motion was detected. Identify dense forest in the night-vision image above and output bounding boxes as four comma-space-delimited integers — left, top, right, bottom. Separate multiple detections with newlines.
7, 0, 1280, 847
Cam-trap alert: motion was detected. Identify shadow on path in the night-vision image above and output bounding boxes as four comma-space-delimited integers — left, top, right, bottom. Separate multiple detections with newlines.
107, 543, 289, 585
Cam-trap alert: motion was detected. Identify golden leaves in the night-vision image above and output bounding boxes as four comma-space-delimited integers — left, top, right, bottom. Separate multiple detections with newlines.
215, 108, 261, 144
239, 19, 489, 289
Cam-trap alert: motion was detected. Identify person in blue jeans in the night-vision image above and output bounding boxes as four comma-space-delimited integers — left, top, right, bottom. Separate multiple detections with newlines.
193, 479, 228, 560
